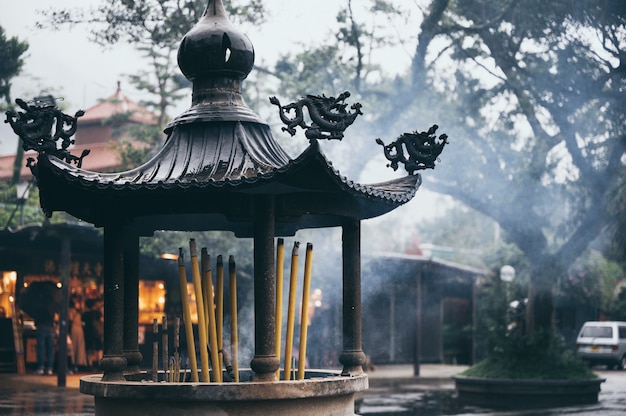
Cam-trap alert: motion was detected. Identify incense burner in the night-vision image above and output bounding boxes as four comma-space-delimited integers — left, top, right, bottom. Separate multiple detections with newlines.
81, 370, 366, 416
8, 1, 445, 414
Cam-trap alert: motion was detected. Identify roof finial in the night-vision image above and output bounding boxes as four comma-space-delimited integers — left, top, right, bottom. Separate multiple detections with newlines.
204, 0, 227, 18
116, 80, 121, 92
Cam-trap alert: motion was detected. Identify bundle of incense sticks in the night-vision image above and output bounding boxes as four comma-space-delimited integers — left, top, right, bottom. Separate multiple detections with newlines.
162, 237, 313, 383
170, 239, 238, 383
278, 240, 314, 380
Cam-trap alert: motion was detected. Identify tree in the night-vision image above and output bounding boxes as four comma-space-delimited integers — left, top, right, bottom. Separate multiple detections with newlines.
0, 26, 28, 108
411, 0, 625, 338
0, 26, 29, 185
272, 0, 625, 342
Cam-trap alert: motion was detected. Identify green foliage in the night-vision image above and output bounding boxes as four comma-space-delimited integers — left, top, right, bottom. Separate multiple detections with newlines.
462, 331, 596, 380
125, 45, 190, 127
110, 124, 163, 169
606, 287, 626, 321
0, 26, 29, 108
414, 204, 501, 267
139, 231, 254, 270
0, 182, 49, 229
103, 109, 164, 169
39, 1, 265, 49
559, 250, 623, 311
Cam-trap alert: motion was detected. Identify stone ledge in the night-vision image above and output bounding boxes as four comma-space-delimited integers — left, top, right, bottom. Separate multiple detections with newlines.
454, 375, 605, 409
81, 369, 368, 416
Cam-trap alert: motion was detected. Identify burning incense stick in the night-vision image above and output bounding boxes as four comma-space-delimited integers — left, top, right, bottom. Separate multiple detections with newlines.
283, 241, 300, 380
298, 243, 313, 380
162, 316, 168, 382
229, 255, 239, 382
189, 239, 210, 382
178, 248, 199, 382
216, 255, 225, 373
152, 318, 159, 382
202, 249, 221, 382
275, 238, 285, 378
174, 317, 180, 382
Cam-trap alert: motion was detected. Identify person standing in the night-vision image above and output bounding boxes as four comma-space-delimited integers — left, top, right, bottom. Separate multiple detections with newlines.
68, 294, 88, 371
34, 304, 57, 376
83, 298, 104, 370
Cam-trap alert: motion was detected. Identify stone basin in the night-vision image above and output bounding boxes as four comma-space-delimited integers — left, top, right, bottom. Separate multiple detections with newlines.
454, 375, 605, 409
81, 369, 368, 416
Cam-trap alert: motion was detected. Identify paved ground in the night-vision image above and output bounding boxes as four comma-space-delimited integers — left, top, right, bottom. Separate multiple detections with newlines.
0, 365, 625, 415
360, 365, 626, 415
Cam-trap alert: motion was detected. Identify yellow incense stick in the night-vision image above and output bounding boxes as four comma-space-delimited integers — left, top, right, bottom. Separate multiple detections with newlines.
174, 317, 180, 382
216, 255, 225, 372
177, 248, 198, 382
297, 243, 313, 380
202, 249, 222, 382
283, 241, 299, 380
275, 238, 285, 378
189, 239, 210, 382
229, 255, 239, 382
201, 251, 210, 340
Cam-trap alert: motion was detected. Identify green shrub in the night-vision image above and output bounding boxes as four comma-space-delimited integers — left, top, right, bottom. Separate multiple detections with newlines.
462, 332, 596, 380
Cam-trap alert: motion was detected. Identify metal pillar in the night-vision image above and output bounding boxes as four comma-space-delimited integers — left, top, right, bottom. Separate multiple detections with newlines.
101, 222, 127, 381
123, 225, 142, 374
339, 219, 365, 375
250, 195, 279, 381
57, 237, 70, 387
413, 270, 422, 377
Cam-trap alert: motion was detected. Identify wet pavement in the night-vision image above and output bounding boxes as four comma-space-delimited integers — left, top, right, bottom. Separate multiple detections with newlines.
0, 365, 624, 415
361, 365, 626, 415
0, 372, 93, 415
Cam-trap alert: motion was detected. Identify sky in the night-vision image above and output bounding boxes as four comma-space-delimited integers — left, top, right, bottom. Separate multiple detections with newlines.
0, 0, 451, 227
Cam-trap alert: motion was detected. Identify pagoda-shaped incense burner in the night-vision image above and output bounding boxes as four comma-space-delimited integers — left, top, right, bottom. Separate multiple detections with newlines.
6, 1, 446, 414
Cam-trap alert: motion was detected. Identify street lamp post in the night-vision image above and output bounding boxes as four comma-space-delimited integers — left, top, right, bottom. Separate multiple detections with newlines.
500, 265, 518, 331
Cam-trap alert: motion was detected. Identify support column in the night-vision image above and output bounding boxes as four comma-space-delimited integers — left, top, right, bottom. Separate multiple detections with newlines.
250, 195, 279, 381
57, 237, 70, 387
101, 222, 127, 381
123, 225, 142, 374
413, 270, 422, 377
339, 219, 365, 376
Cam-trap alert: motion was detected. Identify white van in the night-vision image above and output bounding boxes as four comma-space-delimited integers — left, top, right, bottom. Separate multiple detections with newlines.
576, 321, 626, 370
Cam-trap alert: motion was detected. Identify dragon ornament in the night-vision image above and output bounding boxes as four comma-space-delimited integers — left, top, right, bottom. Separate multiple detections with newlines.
376, 124, 448, 175
269, 91, 363, 142
5, 98, 90, 175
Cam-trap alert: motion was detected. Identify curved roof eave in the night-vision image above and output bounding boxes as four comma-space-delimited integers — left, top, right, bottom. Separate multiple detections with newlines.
35, 136, 421, 230
41, 138, 419, 202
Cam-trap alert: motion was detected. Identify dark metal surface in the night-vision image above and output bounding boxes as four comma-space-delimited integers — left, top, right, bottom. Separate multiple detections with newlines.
34, 140, 422, 234
269, 91, 363, 142
101, 223, 126, 382
376, 124, 448, 174
339, 220, 366, 376
5, 98, 89, 170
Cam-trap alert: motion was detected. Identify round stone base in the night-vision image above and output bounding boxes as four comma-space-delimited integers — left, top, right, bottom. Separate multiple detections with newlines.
81, 369, 367, 416
454, 375, 605, 409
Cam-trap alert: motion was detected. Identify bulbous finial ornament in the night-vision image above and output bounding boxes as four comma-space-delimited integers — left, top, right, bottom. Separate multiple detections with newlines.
177, 0, 255, 81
